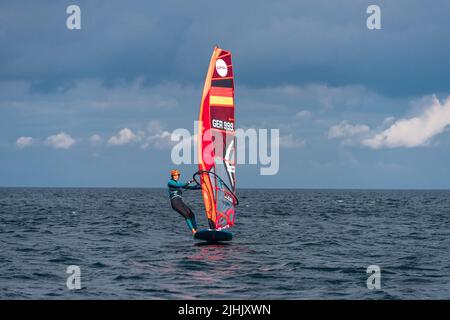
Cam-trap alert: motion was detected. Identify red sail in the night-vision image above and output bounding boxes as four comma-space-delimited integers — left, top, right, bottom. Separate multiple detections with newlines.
197, 47, 237, 230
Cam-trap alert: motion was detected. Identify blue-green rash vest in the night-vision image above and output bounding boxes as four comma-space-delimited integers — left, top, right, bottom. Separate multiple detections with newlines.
167, 179, 201, 200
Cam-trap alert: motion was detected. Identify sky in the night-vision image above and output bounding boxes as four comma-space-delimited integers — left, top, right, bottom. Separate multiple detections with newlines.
1, 0, 450, 189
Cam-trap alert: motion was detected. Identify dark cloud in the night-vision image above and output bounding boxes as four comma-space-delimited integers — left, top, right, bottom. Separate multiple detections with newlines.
1, 0, 450, 96
2, 0, 450, 188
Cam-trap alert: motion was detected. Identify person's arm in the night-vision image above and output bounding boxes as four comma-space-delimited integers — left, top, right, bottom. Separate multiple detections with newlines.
168, 180, 189, 189
184, 180, 202, 190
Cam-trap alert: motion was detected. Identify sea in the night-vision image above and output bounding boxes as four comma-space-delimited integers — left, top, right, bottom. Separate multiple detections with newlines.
1, 188, 450, 299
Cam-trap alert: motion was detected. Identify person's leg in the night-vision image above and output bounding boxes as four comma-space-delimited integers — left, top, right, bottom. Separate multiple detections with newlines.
184, 217, 196, 232
188, 211, 198, 230
171, 197, 189, 218
181, 201, 198, 231
171, 197, 197, 234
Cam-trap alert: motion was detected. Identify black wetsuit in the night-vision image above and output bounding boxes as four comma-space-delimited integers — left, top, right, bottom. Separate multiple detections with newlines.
167, 178, 201, 232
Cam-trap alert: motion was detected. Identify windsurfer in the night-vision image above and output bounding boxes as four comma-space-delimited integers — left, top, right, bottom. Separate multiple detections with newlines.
167, 169, 201, 235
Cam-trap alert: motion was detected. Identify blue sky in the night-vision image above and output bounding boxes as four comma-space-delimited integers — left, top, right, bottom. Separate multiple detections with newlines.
1, 0, 450, 188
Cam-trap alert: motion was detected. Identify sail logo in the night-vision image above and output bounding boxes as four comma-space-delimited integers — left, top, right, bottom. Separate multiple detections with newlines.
215, 59, 228, 77
212, 119, 234, 131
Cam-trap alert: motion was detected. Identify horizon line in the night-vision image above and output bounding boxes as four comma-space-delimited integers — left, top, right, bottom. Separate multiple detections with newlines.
1, 186, 450, 191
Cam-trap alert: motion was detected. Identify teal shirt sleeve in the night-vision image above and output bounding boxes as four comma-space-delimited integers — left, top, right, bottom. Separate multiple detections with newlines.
168, 180, 201, 189
184, 182, 201, 190
168, 180, 189, 189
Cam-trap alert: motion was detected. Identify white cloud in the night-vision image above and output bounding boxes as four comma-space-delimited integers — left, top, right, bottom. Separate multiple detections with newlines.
16, 136, 34, 149
363, 96, 450, 149
382, 116, 395, 126
45, 132, 75, 149
141, 130, 173, 149
280, 134, 306, 148
94, 122, 178, 149
108, 128, 140, 146
328, 121, 371, 140
295, 110, 311, 119
146, 120, 165, 134
89, 134, 103, 146
141, 121, 178, 149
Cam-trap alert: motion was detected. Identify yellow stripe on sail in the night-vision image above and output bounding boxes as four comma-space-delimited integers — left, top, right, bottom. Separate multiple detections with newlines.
210, 95, 234, 106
